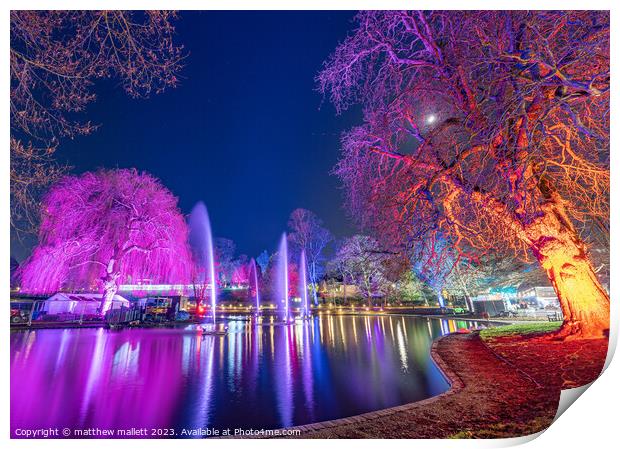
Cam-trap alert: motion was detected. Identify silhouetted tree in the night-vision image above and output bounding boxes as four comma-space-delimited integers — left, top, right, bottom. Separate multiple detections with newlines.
10, 11, 183, 234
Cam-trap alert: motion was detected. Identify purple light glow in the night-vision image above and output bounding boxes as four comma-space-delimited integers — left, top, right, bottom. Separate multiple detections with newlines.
276, 233, 290, 322
10, 316, 486, 436
249, 258, 260, 313
299, 249, 309, 318
189, 202, 218, 324
18, 169, 192, 313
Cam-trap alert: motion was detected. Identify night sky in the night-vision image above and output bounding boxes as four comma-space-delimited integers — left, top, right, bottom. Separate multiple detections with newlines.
12, 11, 361, 261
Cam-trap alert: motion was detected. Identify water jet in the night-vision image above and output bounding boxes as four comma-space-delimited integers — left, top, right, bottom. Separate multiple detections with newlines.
276, 233, 290, 323
189, 202, 218, 325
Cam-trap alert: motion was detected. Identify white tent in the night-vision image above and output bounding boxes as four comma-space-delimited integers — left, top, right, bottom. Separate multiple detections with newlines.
45, 293, 130, 315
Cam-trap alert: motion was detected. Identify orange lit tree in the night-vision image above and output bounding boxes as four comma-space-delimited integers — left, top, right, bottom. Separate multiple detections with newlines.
318, 11, 609, 338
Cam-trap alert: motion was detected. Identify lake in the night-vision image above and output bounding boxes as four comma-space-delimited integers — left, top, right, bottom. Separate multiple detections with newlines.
10, 314, 484, 438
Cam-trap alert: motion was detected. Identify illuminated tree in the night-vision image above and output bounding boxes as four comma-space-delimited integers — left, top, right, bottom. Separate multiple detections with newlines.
319, 11, 609, 338
383, 270, 432, 306
256, 250, 270, 275
214, 238, 236, 286
262, 257, 299, 301
231, 255, 251, 286
10, 11, 183, 233
287, 209, 333, 306
412, 237, 458, 308
19, 169, 192, 313
330, 235, 388, 305
190, 266, 210, 312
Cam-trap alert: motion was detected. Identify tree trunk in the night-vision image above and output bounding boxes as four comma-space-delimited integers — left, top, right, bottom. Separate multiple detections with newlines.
436, 290, 445, 308
308, 262, 317, 306
528, 203, 609, 339
100, 278, 118, 315
100, 259, 120, 315
193, 283, 202, 311
311, 283, 318, 306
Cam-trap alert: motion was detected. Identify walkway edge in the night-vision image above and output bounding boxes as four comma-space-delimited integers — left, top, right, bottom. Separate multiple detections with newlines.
269, 335, 465, 438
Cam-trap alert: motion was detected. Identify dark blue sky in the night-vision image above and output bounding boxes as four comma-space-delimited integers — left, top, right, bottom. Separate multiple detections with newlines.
16, 11, 361, 261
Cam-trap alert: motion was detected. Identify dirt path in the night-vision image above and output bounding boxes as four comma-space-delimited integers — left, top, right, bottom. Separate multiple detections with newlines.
292, 332, 606, 438
482, 334, 607, 390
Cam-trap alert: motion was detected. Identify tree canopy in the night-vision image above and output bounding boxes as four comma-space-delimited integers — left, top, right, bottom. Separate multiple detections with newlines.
19, 169, 192, 301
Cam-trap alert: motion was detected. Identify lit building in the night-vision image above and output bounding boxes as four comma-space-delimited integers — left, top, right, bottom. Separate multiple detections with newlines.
517, 286, 560, 309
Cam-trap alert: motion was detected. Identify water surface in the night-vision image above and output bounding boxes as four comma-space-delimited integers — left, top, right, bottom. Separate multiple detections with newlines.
11, 315, 482, 437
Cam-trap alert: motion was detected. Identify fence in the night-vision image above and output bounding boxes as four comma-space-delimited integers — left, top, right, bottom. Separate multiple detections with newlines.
10, 299, 138, 327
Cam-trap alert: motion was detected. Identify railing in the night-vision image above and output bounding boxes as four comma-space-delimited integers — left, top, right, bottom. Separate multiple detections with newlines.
10, 299, 136, 328
105, 305, 144, 325
546, 311, 564, 322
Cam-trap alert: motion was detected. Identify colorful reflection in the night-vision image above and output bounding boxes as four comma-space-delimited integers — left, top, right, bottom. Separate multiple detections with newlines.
11, 316, 484, 437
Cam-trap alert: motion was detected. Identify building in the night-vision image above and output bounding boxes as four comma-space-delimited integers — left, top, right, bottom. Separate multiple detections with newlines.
318, 280, 361, 300
471, 287, 518, 316
517, 286, 560, 309
45, 292, 130, 315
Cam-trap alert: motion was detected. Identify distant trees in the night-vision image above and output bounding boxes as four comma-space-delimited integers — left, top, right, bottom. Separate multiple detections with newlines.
10, 11, 183, 234
214, 238, 236, 286
383, 270, 432, 306
327, 235, 434, 306
261, 256, 299, 301
329, 235, 387, 305
19, 169, 192, 313
412, 238, 459, 308
256, 250, 270, 275
320, 11, 609, 338
231, 254, 250, 285
287, 209, 333, 306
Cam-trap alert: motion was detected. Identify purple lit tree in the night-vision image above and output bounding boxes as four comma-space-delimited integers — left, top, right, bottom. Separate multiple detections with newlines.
329, 235, 387, 306
214, 237, 236, 287
412, 237, 456, 308
19, 169, 192, 313
287, 209, 333, 306
231, 255, 250, 286
256, 250, 270, 275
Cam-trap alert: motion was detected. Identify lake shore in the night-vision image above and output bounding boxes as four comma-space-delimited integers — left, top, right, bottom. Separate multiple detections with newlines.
287, 327, 608, 439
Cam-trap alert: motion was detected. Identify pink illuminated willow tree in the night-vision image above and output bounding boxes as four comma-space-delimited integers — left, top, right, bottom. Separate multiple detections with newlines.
319, 11, 609, 338
19, 169, 193, 313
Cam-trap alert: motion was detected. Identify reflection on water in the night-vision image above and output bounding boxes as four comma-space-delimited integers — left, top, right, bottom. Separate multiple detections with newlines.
11, 315, 484, 436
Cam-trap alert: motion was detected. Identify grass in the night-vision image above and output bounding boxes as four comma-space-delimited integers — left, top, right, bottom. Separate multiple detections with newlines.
480, 322, 562, 340
448, 416, 552, 439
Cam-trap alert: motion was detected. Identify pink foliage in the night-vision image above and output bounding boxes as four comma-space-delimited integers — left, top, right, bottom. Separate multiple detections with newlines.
19, 169, 192, 294
287, 263, 299, 298
231, 262, 251, 286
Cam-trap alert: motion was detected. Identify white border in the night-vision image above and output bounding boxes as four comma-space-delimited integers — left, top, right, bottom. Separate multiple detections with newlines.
2, 2, 617, 448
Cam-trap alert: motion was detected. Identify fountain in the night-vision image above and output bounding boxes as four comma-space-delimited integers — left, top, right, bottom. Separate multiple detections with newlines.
250, 258, 260, 314
188, 202, 217, 324
299, 249, 309, 318
276, 233, 290, 322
